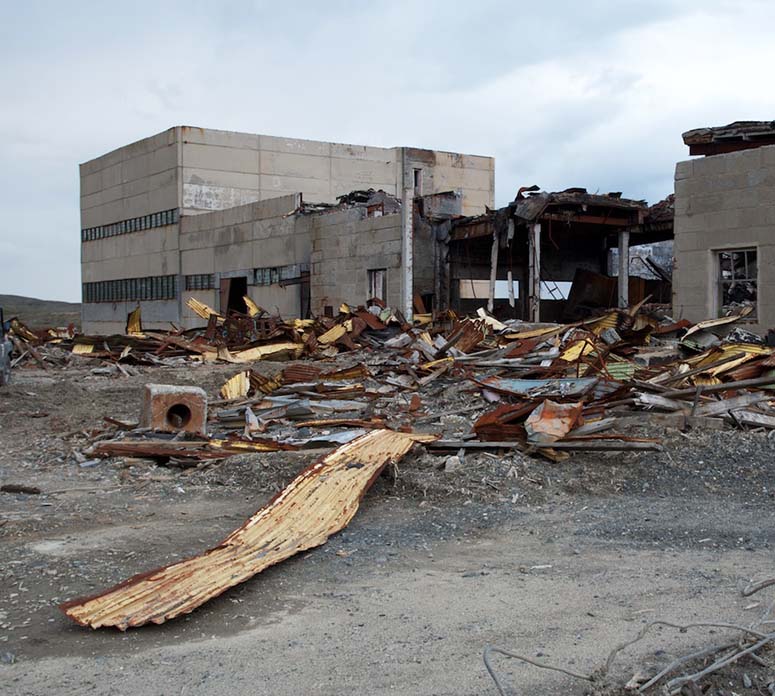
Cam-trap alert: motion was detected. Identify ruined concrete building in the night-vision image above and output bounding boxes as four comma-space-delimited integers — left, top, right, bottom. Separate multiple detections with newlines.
674, 121, 775, 333
80, 126, 494, 332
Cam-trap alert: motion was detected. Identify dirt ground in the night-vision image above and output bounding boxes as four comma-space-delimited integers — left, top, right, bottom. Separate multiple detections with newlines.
2, 361, 775, 695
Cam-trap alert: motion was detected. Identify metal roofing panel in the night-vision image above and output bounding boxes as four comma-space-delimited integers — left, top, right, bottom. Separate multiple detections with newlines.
61, 429, 435, 630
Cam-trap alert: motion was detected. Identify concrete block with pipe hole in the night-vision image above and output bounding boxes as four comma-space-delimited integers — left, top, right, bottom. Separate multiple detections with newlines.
141, 384, 207, 435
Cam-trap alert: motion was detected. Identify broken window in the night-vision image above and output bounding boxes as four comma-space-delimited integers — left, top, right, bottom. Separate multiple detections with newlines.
368, 269, 387, 301
81, 208, 180, 243
718, 248, 757, 318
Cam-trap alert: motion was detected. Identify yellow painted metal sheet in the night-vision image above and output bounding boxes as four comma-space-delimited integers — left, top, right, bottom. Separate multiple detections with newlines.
243, 295, 261, 317
559, 339, 595, 362
61, 430, 436, 630
72, 343, 94, 355
186, 298, 221, 321
229, 342, 303, 363
318, 324, 347, 344
219, 371, 250, 400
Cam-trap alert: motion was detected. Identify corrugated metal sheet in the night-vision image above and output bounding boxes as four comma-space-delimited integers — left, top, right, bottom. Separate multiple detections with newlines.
476, 376, 598, 398
61, 430, 435, 630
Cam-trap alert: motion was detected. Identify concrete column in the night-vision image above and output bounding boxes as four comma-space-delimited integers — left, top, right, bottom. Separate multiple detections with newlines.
618, 228, 630, 309
487, 231, 499, 313
528, 223, 541, 322
401, 186, 414, 320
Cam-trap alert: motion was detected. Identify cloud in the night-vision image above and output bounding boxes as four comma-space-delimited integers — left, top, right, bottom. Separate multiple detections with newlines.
1, 0, 774, 301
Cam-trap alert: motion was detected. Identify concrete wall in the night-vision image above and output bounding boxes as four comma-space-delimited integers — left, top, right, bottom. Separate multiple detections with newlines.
178, 128, 494, 216
80, 128, 181, 333
403, 148, 494, 216
673, 145, 775, 332
310, 210, 404, 313
80, 128, 180, 229
179, 194, 306, 326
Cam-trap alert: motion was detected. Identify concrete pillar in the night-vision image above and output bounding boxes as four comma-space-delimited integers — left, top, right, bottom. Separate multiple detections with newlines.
528, 223, 541, 322
618, 228, 630, 309
401, 186, 414, 320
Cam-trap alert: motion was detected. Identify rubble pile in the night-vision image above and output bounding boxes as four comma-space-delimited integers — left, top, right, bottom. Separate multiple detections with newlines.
8, 299, 775, 467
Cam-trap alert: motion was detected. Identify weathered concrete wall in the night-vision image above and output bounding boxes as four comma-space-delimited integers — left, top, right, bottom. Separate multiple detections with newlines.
82, 300, 178, 335
80, 128, 182, 333
310, 210, 403, 313
403, 148, 494, 217
81, 226, 180, 282
179, 194, 307, 326
180, 128, 400, 216
673, 145, 775, 333
80, 128, 180, 229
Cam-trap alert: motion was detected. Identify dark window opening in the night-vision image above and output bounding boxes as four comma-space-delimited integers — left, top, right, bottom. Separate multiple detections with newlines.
368, 269, 387, 302
413, 168, 423, 196
718, 248, 757, 318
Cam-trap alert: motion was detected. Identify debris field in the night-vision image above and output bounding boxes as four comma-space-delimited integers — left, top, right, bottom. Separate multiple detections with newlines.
3, 299, 775, 695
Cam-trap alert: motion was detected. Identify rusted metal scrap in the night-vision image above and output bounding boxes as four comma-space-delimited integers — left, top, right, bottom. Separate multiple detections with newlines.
61, 429, 436, 630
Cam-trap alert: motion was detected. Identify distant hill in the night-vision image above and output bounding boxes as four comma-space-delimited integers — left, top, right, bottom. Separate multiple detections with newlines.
0, 294, 81, 330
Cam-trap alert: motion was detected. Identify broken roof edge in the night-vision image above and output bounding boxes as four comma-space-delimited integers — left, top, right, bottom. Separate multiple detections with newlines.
683, 121, 775, 145
450, 186, 649, 229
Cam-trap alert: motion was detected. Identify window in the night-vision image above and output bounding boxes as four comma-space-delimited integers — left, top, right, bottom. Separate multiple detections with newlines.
81, 208, 179, 243
185, 274, 215, 291
253, 264, 309, 286
82, 274, 178, 303
718, 248, 757, 318
368, 269, 387, 301
413, 168, 423, 196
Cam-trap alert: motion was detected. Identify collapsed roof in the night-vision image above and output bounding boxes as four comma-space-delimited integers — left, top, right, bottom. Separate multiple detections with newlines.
682, 121, 775, 156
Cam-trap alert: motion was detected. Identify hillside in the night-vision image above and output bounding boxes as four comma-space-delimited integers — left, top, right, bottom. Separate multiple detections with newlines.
0, 294, 81, 330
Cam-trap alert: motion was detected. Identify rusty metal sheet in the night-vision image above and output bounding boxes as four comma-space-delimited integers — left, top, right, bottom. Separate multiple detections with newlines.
525, 400, 584, 444
61, 429, 436, 630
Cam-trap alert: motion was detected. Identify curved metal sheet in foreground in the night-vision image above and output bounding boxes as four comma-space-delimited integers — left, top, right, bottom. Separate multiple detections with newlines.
61, 429, 435, 630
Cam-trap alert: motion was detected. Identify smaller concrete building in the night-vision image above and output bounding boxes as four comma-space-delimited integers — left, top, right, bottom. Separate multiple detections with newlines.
674, 121, 775, 333
178, 189, 421, 327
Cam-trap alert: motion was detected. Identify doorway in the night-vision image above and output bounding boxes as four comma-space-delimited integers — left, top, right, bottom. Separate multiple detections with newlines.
219, 276, 248, 314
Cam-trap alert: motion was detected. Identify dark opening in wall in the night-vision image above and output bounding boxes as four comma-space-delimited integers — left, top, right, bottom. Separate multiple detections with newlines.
223, 276, 248, 314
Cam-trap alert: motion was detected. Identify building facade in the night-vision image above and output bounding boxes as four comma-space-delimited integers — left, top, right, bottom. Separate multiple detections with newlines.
674, 122, 775, 333
80, 126, 494, 333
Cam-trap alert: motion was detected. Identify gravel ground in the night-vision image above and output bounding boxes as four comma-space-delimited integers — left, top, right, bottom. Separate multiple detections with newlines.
2, 360, 775, 695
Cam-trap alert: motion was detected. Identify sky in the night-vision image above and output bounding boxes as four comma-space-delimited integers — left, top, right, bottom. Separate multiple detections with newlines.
2, 0, 775, 302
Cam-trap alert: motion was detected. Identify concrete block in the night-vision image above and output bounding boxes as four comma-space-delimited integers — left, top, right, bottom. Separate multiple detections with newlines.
330, 142, 394, 162
761, 145, 775, 166
331, 156, 395, 185
674, 160, 693, 181
141, 384, 207, 435
182, 142, 259, 174
260, 134, 331, 157
261, 150, 330, 180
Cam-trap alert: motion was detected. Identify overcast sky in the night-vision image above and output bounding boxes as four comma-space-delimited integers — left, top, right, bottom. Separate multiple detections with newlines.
2, 0, 774, 302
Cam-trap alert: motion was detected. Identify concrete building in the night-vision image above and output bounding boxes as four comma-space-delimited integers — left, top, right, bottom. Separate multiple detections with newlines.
674, 121, 775, 333
80, 126, 494, 333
